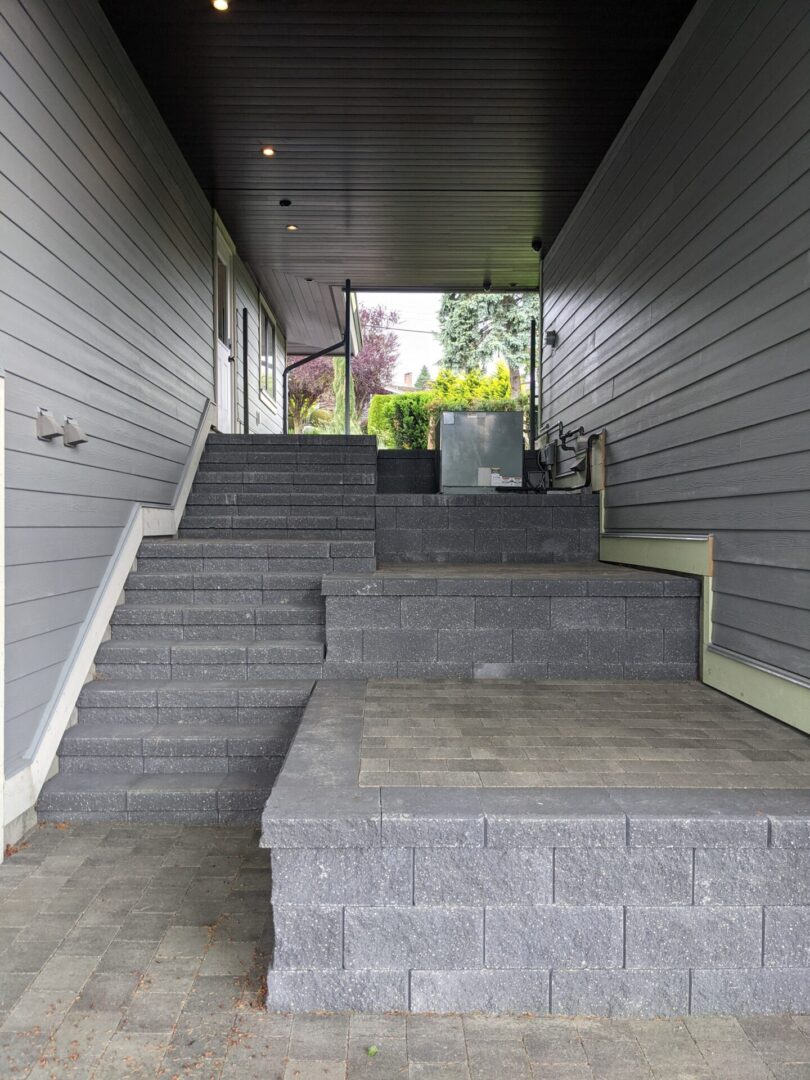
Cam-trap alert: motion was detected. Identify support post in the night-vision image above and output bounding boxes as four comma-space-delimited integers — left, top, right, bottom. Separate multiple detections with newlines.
343, 278, 352, 436
529, 316, 537, 447
242, 307, 249, 435
537, 249, 544, 437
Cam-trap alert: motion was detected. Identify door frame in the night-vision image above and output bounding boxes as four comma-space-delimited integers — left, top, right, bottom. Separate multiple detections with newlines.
213, 213, 237, 433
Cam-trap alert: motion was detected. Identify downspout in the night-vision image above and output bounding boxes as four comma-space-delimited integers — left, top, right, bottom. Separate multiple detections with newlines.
536, 243, 544, 436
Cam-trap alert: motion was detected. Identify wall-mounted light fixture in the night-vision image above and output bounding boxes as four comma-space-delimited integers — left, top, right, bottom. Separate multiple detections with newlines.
212, 0, 229, 11
63, 417, 88, 447
544, 330, 558, 348
36, 407, 62, 441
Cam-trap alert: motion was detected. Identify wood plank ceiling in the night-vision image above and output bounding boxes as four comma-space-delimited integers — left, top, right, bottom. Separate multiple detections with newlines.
100, 0, 694, 350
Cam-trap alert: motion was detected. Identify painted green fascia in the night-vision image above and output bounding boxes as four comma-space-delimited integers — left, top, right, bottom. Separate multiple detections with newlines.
599, 529, 810, 733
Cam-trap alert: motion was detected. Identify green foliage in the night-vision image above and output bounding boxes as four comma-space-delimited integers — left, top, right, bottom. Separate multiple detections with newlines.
367, 363, 522, 449
368, 391, 431, 449
437, 292, 539, 375
324, 356, 362, 434
414, 364, 432, 389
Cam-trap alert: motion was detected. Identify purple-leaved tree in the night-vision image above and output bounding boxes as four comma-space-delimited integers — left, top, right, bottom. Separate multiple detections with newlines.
286, 305, 400, 429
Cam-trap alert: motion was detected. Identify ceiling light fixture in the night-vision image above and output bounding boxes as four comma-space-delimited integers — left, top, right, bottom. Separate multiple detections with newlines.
212, 0, 228, 11
286, 224, 298, 232
261, 145, 276, 157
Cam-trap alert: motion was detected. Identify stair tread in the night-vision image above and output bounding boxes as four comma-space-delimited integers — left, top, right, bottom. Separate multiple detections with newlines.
40, 770, 273, 793
63, 721, 293, 744
97, 638, 324, 652
81, 678, 316, 690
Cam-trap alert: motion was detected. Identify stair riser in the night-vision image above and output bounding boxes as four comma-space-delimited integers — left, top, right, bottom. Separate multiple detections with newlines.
111, 605, 324, 627
76, 705, 303, 725
97, 642, 325, 665
95, 663, 325, 680
199, 455, 378, 468
192, 484, 375, 497
183, 509, 375, 527
125, 590, 321, 606
200, 452, 377, 466
139, 539, 373, 558
194, 472, 375, 487
111, 624, 325, 642
186, 493, 375, 507
60, 756, 284, 776
171, 530, 372, 543
205, 434, 376, 445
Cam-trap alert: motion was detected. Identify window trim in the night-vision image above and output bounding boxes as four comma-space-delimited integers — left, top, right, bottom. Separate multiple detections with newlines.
259, 297, 277, 402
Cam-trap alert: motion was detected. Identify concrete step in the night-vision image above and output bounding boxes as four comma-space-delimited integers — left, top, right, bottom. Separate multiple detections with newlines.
124, 570, 324, 606
182, 507, 375, 529
37, 770, 274, 824
137, 538, 374, 564
59, 720, 295, 774
185, 491, 375, 509
200, 448, 377, 466
77, 678, 313, 725
205, 434, 376, 446
94, 638, 325, 680
110, 602, 324, 641
178, 523, 372, 542
193, 469, 376, 486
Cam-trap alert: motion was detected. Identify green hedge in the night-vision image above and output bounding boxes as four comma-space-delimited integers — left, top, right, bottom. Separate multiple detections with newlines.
367, 391, 432, 449
368, 362, 525, 449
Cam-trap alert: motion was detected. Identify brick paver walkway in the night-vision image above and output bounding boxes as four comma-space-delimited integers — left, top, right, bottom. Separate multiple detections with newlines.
360, 681, 810, 788
1, 823, 809, 1079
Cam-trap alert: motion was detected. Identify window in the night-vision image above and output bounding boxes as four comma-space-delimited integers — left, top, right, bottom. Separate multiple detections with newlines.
216, 256, 230, 346
260, 307, 276, 397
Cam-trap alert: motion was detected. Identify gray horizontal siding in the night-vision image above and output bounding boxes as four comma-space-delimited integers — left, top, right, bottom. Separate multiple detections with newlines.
1, 0, 217, 777
542, 0, 810, 682
233, 253, 283, 436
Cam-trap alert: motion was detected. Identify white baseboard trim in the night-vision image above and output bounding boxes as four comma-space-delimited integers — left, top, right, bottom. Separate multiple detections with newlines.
3, 400, 216, 830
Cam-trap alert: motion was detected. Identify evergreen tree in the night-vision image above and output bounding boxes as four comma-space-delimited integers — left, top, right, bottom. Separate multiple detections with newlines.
437, 292, 539, 379
414, 364, 431, 389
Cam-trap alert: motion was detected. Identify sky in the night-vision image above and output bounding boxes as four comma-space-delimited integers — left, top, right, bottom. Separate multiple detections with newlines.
359, 291, 443, 385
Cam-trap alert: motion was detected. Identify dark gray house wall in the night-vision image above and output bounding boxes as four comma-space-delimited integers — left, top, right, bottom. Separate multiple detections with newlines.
541, 0, 810, 681
0, 0, 284, 778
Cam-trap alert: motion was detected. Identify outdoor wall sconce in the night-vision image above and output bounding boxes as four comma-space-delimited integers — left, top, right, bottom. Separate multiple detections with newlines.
545, 330, 558, 348
36, 407, 62, 441
63, 417, 88, 447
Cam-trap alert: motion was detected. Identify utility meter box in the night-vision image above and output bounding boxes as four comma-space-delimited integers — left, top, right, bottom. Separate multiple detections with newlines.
438, 411, 524, 493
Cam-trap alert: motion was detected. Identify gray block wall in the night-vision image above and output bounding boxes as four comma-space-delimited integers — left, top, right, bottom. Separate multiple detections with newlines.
322, 570, 700, 679
375, 493, 600, 564
262, 684, 810, 1015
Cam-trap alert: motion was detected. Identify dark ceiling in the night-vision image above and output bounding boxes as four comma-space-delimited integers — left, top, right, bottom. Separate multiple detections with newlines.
100, 0, 693, 348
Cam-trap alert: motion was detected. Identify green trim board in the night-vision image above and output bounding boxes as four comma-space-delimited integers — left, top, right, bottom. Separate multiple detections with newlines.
599, 529, 810, 733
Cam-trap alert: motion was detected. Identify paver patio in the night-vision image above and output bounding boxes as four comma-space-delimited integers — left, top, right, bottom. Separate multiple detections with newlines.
2, 822, 810, 1079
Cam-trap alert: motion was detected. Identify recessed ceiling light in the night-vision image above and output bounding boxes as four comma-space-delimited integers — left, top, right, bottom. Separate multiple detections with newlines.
286, 224, 298, 232
212, 0, 228, 10
261, 145, 276, 157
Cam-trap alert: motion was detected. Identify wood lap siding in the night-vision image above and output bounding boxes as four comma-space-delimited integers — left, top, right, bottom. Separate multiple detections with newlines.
1, 0, 215, 774
234, 253, 283, 436
541, 0, 810, 680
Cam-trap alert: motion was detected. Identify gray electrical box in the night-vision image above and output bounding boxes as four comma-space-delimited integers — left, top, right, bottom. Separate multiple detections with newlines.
438, 411, 524, 493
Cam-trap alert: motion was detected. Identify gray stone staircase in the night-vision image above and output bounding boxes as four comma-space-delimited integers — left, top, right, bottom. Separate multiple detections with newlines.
37, 434, 377, 825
